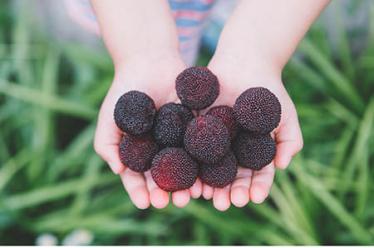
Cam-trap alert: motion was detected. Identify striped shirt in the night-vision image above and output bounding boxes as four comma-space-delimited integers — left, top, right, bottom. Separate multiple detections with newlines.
64, 0, 217, 65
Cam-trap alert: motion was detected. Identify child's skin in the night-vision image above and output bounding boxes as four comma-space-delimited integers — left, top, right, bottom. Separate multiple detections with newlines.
91, 0, 330, 211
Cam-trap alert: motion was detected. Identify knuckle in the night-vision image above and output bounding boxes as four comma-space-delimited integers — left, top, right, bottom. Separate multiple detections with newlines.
296, 138, 304, 152
93, 141, 105, 157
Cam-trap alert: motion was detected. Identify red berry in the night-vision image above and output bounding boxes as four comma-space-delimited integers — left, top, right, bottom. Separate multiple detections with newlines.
151, 148, 198, 192
233, 132, 276, 170
176, 67, 219, 110
153, 103, 194, 147
199, 151, 238, 188
207, 105, 239, 140
119, 135, 159, 172
233, 87, 281, 133
184, 115, 230, 164
114, 91, 156, 136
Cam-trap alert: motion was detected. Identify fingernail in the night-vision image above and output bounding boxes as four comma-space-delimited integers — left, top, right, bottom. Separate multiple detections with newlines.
231, 187, 249, 207
277, 156, 291, 169
251, 191, 266, 204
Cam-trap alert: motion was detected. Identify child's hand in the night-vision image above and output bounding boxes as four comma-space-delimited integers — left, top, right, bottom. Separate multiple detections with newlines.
94, 55, 202, 209
203, 56, 304, 211
197, 0, 327, 211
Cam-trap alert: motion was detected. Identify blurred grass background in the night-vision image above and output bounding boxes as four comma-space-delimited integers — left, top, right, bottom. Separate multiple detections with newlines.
0, 0, 373, 245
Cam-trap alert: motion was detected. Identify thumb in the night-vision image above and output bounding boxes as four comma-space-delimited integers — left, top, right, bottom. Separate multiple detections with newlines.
94, 103, 126, 174
274, 115, 303, 169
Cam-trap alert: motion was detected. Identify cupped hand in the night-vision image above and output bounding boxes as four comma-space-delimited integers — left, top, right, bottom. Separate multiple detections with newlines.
94, 54, 202, 209
203, 57, 304, 211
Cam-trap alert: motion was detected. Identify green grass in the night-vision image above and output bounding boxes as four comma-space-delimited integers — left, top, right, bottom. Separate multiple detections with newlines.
0, 0, 373, 245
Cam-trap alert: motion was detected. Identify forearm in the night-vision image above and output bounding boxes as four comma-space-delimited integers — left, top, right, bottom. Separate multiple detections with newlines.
91, 0, 180, 69
212, 0, 330, 76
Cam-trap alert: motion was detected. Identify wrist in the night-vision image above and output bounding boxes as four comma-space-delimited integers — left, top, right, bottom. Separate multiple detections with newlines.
209, 52, 282, 85
114, 50, 183, 74
111, 52, 186, 95
211, 28, 288, 78
207, 53, 286, 106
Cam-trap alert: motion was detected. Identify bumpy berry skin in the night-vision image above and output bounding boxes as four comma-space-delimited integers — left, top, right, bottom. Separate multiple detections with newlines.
199, 151, 238, 188
233, 87, 281, 133
153, 103, 194, 147
151, 148, 198, 192
114, 91, 156, 136
160, 102, 194, 123
184, 115, 230, 164
233, 132, 276, 170
176, 67, 219, 110
207, 105, 239, 140
119, 135, 159, 172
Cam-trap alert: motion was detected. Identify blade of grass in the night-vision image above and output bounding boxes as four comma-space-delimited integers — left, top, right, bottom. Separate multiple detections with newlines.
340, 99, 374, 199
354, 98, 374, 218
308, 21, 332, 60
277, 171, 317, 240
326, 99, 358, 127
331, 127, 355, 171
365, 3, 374, 53
84, 77, 111, 105
271, 184, 318, 244
0, 149, 31, 191
1, 174, 116, 211
191, 222, 209, 245
35, 215, 166, 236
28, 49, 60, 180
34, 192, 134, 228
69, 155, 103, 215
47, 124, 95, 181
12, 1, 34, 88
0, 80, 96, 120
292, 157, 373, 244
249, 203, 284, 227
299, 39, 364, 113
333, 2, 355, 80
63, 44, 112, 70
288, 57, 328, 93
185, 202, 290, 245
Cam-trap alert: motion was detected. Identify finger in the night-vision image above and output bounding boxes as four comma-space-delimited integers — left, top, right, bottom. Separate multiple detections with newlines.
230, 167, 252, 207
274, 115, 303, 169
144, 171, 170, 209
94, 105, 125, 174
213, 185, 231, 211
96, 143, 125, 174
202, 183, 214, 200
250, 163, 275, 204
172, 189, 191, 208
189, 178, 202, 199
120, 169, 150, 209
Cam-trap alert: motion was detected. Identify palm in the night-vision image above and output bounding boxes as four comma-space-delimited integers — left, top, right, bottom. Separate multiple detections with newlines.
201, 65, 303, 211
94, 58, 202, 209
95, 56, 302, 210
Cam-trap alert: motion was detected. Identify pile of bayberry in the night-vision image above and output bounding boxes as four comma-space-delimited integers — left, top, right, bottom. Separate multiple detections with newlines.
114, 67, 281, 192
